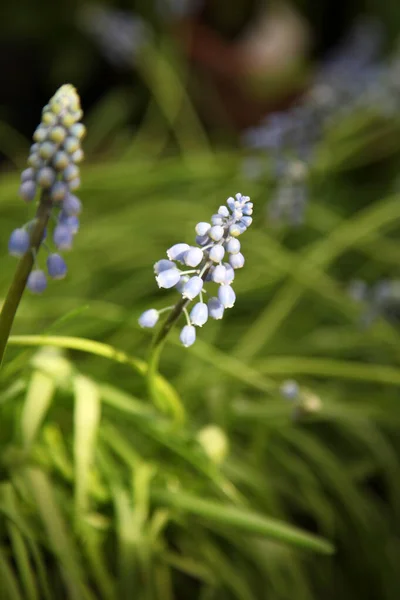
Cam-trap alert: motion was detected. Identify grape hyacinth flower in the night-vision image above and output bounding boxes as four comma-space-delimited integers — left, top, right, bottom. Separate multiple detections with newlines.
139, 193, 253, 348
8, 84, 85, 288
0, 84, 85, 366
241, 18, 400, 227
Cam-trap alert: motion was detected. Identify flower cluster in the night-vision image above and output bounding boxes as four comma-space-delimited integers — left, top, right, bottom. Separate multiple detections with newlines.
8, 84, 85, 293
243, 18, 400, 227
139, 193, 253, 347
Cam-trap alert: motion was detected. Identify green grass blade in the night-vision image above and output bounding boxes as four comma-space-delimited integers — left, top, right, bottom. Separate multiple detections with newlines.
73, 374, 101, 518
21, 370, 56, 448
152, 490, 334, 555
8, 334, 183, 421
25, 468, 94, 600
0, 547, 23, 600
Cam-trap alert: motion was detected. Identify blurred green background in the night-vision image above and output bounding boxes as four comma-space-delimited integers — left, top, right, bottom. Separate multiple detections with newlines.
1, 1, 400, 599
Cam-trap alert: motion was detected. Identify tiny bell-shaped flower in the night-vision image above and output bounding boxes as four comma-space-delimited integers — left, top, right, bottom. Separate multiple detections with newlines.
195, 222, 210, 236
208, 297, 224, 319
8, 228, 30, 257
190, 302, 208, 327
63, 193, 82, 216
167, 243, 190, 262
209, 225, 224, 242
156, 268, 181, 289
229, 252, 245, 269
154, 259, 175, 274
53, 225, 74, 250
19, 181, 37, 202
184, 246, 203, 267
226, 238, 240, 254
46, 253, 67, 279
209, 244, 225, 263
27, 269, 47, 294
180, 325, 196, 347
182, 276, 203, 300
139, 309, 159, 328
223, 263, 235, 285
212, 264, 227, 284
218, 285, 236, 308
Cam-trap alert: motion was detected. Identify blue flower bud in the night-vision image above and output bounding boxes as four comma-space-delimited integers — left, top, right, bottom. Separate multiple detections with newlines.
209, 244, 225, 263
209, 226, 224, 242
218, 206, 229, 217
59, 213, 79, 234
27, 269, 47, 294
19, 181, 37, 202
242, 205, 253, 216
50, 181, 69, 202
53, 151, 70, 171
64, 137, 80, 154
46, 253, 67, 279
8, 228, 30, 257
208, 297, 224, 319
167, 243, 190, 262
70, 123, 86, 139
37, 167, 56, 189
156, 268, 181, 289
154, 259, 176, 274
33, 127, 49, 143
182, 276, 203, 300
211, 214, 224, 226
63, 164, 79, 182
28, 153, 43, 170
42, 112, 57, 126
227, 197, 235, 210
223, 263, 235, 285
39, 142, 56, 160
226, 238, 240, 254
180, 325, 196, 347
195, 222, 211, 236
218, 285, 236, 308
53, 225, 73, 250
232, 209, 243, 221
68, 177, 81, 191
138, 308, 159, 328
241, 216, 253, 227
71, 149, 84, 163
21, 168, 35, 183
212, 265, 227, 284
195, 235, 209, 246
229, 252, 245, 269
280, 379, 299, 400
49, 126, 66, 144
190, 302, 208, 327
184, 246, 203, 267
63, 193, 82, 216
229, 223, 245, 237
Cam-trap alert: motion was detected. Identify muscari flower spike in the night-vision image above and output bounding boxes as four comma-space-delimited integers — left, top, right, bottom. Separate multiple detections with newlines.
8, 84, 85, 292
139, 192, 253, 347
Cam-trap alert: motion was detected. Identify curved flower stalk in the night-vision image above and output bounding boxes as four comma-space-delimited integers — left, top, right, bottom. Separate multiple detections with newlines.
139, 192, 253, 351
0, 84, 85, 366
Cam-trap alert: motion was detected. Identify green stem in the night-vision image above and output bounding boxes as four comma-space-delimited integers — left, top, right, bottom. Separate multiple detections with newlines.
147, 296, 190, 414
146, 262, 213, 415
0, 191, 52, 367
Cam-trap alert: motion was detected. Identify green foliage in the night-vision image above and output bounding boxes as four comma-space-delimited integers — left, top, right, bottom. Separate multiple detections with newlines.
2, 33, 400, 598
